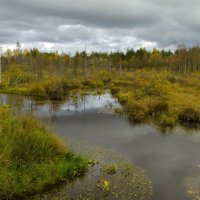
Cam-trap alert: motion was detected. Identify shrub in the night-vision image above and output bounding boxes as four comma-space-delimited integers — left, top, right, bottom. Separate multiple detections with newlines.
0, 82, 7, 90
147, 100, 169, 117
102, 78, 112, 85
30, 83, 47, 99
112, 80, 132, 87
117, 91, 134, 104
5, 64, 35, 85
81, 79, 103, 88
43, 78, 64, 100
110, 86, 120, 95
115, 108, 123, 114
63, 79, 81, 90
178, 107, 200, 125
159, 114, 176, 128
144, 82, 169, 97
94, 70, 113, 85
168, 74, 183, 84
125, 101, 147, 123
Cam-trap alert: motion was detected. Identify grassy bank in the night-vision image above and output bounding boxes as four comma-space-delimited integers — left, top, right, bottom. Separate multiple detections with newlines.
30, 144, 153, 200
0, 105, 87, 199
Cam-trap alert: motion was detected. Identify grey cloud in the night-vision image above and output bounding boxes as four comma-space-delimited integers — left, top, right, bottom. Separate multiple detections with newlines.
0, 0, 200, 52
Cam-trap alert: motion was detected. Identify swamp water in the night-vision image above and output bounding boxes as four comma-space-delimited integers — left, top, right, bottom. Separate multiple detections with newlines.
0, 93, 200, 200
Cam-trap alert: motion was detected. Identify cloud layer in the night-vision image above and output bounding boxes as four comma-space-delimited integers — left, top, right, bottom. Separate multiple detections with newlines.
0, 0, 200, 52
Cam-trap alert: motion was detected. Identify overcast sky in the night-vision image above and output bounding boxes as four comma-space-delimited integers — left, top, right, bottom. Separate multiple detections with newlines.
0, 0, 200, 53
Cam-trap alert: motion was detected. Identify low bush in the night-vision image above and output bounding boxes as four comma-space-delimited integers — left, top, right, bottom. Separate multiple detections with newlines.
110, 86, 120, 95
112, 80, 133, 87
63, 79, 82, 90
5, 64, 36, 85
125, 101, 147, 123
115, 108, 124, 114
91, 70, 113, 85
116, 91, 134, 104
81, 79, 103, 88
178, 107, 200, 125
147, 100, 169, 117
30, 83, 47, 99
144, 82, 170, 97
43, 78, 64, 100
159, 114, 176, 128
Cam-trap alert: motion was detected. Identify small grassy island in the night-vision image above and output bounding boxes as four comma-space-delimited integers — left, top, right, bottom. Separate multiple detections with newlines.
0, 105, 87, 199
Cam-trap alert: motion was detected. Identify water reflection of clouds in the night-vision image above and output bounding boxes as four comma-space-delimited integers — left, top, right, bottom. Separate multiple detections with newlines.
0, 94, 32, 115
0, 93, 122, 124
60, 93, 119, 111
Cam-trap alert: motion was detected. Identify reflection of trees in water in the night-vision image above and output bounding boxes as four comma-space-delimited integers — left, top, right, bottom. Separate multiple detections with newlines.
0, 93, 114, 122
48, 101, 65, 121
0, 94, 89, 122
27, 95, 80, 121
0, 95, 5, 105
0, 94, 25, 115
33, 100, 48, 107
28, 99, 33, 114
49, 101, 61, 121
70, 94, 87, 115
46, 94, 87, 120
9, 95, 23, 109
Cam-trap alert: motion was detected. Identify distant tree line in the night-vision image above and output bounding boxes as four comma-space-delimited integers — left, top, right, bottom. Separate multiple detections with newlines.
2, 42, 200, 75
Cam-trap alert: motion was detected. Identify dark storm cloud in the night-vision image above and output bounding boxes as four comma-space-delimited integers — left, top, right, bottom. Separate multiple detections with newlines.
0, 0, 200, 52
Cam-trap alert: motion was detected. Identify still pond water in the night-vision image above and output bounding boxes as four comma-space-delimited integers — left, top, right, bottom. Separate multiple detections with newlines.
1, 92, 200, 200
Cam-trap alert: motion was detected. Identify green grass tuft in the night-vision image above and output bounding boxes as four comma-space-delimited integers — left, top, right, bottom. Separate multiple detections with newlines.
0, 106, 87, 199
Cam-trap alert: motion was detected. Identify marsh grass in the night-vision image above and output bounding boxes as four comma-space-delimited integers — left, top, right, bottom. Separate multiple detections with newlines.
178, 107, 200, 125
125, 100, 148, 123
159, 114, 176, 128
110, 69, 200, 130
0, 106, 87, 199
2, 68, 200, 130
